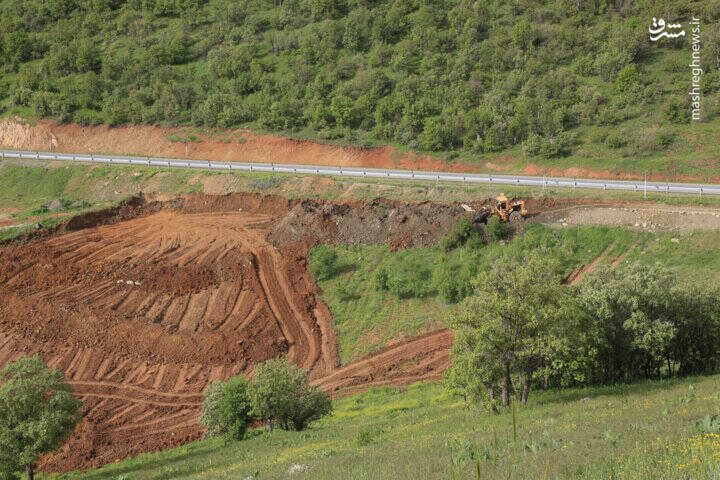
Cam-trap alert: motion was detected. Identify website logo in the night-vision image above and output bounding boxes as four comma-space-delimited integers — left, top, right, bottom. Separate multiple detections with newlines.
649, 18, 685, 41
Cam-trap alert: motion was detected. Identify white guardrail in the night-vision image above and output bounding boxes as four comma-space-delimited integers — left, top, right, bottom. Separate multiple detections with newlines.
2, 149, 720, 196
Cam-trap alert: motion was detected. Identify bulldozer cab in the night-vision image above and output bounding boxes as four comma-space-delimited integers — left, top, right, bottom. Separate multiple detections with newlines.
496, 196, 509, 213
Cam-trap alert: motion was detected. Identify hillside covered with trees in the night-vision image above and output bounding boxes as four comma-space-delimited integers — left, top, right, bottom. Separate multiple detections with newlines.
1, 0, 719, 160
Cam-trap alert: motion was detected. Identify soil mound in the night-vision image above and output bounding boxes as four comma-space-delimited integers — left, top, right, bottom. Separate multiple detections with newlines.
269, 198, 463, 248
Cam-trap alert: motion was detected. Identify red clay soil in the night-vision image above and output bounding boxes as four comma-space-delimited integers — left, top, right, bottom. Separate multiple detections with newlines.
3, 118, 716, 181
0, 193, 455, 473
0, 118, 478, 173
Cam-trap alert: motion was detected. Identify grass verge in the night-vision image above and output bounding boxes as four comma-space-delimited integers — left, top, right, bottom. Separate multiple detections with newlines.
45, 374, 720, 480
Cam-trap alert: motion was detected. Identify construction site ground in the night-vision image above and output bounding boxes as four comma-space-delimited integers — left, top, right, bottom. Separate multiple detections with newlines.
1, 191, 719, 473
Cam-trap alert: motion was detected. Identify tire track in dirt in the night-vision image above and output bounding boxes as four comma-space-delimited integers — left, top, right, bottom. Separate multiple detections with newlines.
563, 243, 615, 285
312, 329, 454, 395
0, 193, 455, 472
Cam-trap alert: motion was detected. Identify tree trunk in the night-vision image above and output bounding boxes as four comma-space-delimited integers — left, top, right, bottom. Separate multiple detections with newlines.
488, 388, 499, 413
26, 465, 34, 480
521, 375, 530, 405
268, 419, 273, 432
501, 362, 511, 407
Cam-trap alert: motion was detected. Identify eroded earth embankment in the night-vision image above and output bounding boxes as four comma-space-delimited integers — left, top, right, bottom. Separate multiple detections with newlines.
0, 193, 478, 472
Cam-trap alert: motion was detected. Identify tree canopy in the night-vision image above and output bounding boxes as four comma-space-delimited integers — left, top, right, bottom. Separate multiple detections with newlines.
446, 259, 720, 410
1, 0, 718, 156
248, 358, 332, 431
0, 356, 82, 480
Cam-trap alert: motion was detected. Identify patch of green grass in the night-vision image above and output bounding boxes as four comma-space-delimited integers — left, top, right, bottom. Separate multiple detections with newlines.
45, 374, 720, 480
312, 225, 720, 364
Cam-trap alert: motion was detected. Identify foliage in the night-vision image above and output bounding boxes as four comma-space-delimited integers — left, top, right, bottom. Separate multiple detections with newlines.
577, 263, 720, 383
199, 376, 253, 440
441, 216, 481, 252
448, 257, 720, 410
485, 216, 508, 242
447, 253, 570, 409
309, 245, 340, 281
1, 0, 715, 159
51, 373, 720, 480
248, 358, 332, 431
0, 356, 82, 479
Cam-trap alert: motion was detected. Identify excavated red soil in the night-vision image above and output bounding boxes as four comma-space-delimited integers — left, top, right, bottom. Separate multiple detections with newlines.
0, 118, 479, 173
3, 118, 717, 181
0, 193, 467, 473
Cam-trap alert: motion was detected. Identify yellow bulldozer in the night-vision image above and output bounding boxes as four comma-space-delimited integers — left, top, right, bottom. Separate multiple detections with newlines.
462, 194, 528, 223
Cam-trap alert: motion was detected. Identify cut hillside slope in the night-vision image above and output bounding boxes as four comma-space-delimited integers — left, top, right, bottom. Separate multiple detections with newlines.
2, 118, 720, 182
0, 193, 475, 472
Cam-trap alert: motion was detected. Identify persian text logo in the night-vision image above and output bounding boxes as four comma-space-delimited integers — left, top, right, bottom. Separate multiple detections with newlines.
649, 18, 685, 41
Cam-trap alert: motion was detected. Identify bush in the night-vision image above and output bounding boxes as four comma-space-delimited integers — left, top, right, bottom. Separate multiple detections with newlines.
249, 358, 332, 431
486, 217, 508, 242
200, 376, 253, 440
310, 245, 340, 281
664, 100, 690, 124
605, 132, 627, 149
434, 262, 473, 304
441, 216, 480, 252
374, 267, 389, 290
386, 253, 433, 298
523, 131, 574, 158
614, 64, 639, 93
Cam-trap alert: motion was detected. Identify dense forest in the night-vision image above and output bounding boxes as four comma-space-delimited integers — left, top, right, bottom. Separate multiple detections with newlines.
1, 0, 719, 157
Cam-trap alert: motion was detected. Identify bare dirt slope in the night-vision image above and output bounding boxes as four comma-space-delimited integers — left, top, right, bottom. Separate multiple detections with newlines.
0, 118, 477, 173
3, 118, 717, 182
0, 193, 465, 472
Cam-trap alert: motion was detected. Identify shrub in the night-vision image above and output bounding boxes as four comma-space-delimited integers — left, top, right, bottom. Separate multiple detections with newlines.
614, 64, 639, 93
486, 217, 508, 242
249, 358, 332, 431
604, 132, 627, 149
441, 216, 479, 251
664, 100, 690, 124
434, 263, 473, 304
637, 127, 673, 152
386, 253, 433, 298
523, 131, 574, 158
200, 376, 253, 440
310, 245, 340, 281
374, 267, 389, 290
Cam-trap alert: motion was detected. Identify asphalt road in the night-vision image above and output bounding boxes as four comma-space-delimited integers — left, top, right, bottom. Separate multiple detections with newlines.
3, 149, 720, 196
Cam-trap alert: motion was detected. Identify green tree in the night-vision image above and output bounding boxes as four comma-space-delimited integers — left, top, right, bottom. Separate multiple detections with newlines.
330, 95, 356, 128
578, 263, 680, 382
310, 245, 340, 281
486, 216, 508, 242
447, 254, 568, 409
199, 375, 252, 440
0, 356, 82, 480
249, 358, 332, 431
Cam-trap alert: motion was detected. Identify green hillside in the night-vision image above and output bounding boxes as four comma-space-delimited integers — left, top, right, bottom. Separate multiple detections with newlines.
1, 0, 720, 175
49, 375, 720, 480
312, 224, 720, 364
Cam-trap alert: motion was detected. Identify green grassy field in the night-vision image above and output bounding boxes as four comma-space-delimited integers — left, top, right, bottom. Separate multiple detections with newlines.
45, 374, 720, 480
312, 225, 720, 364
